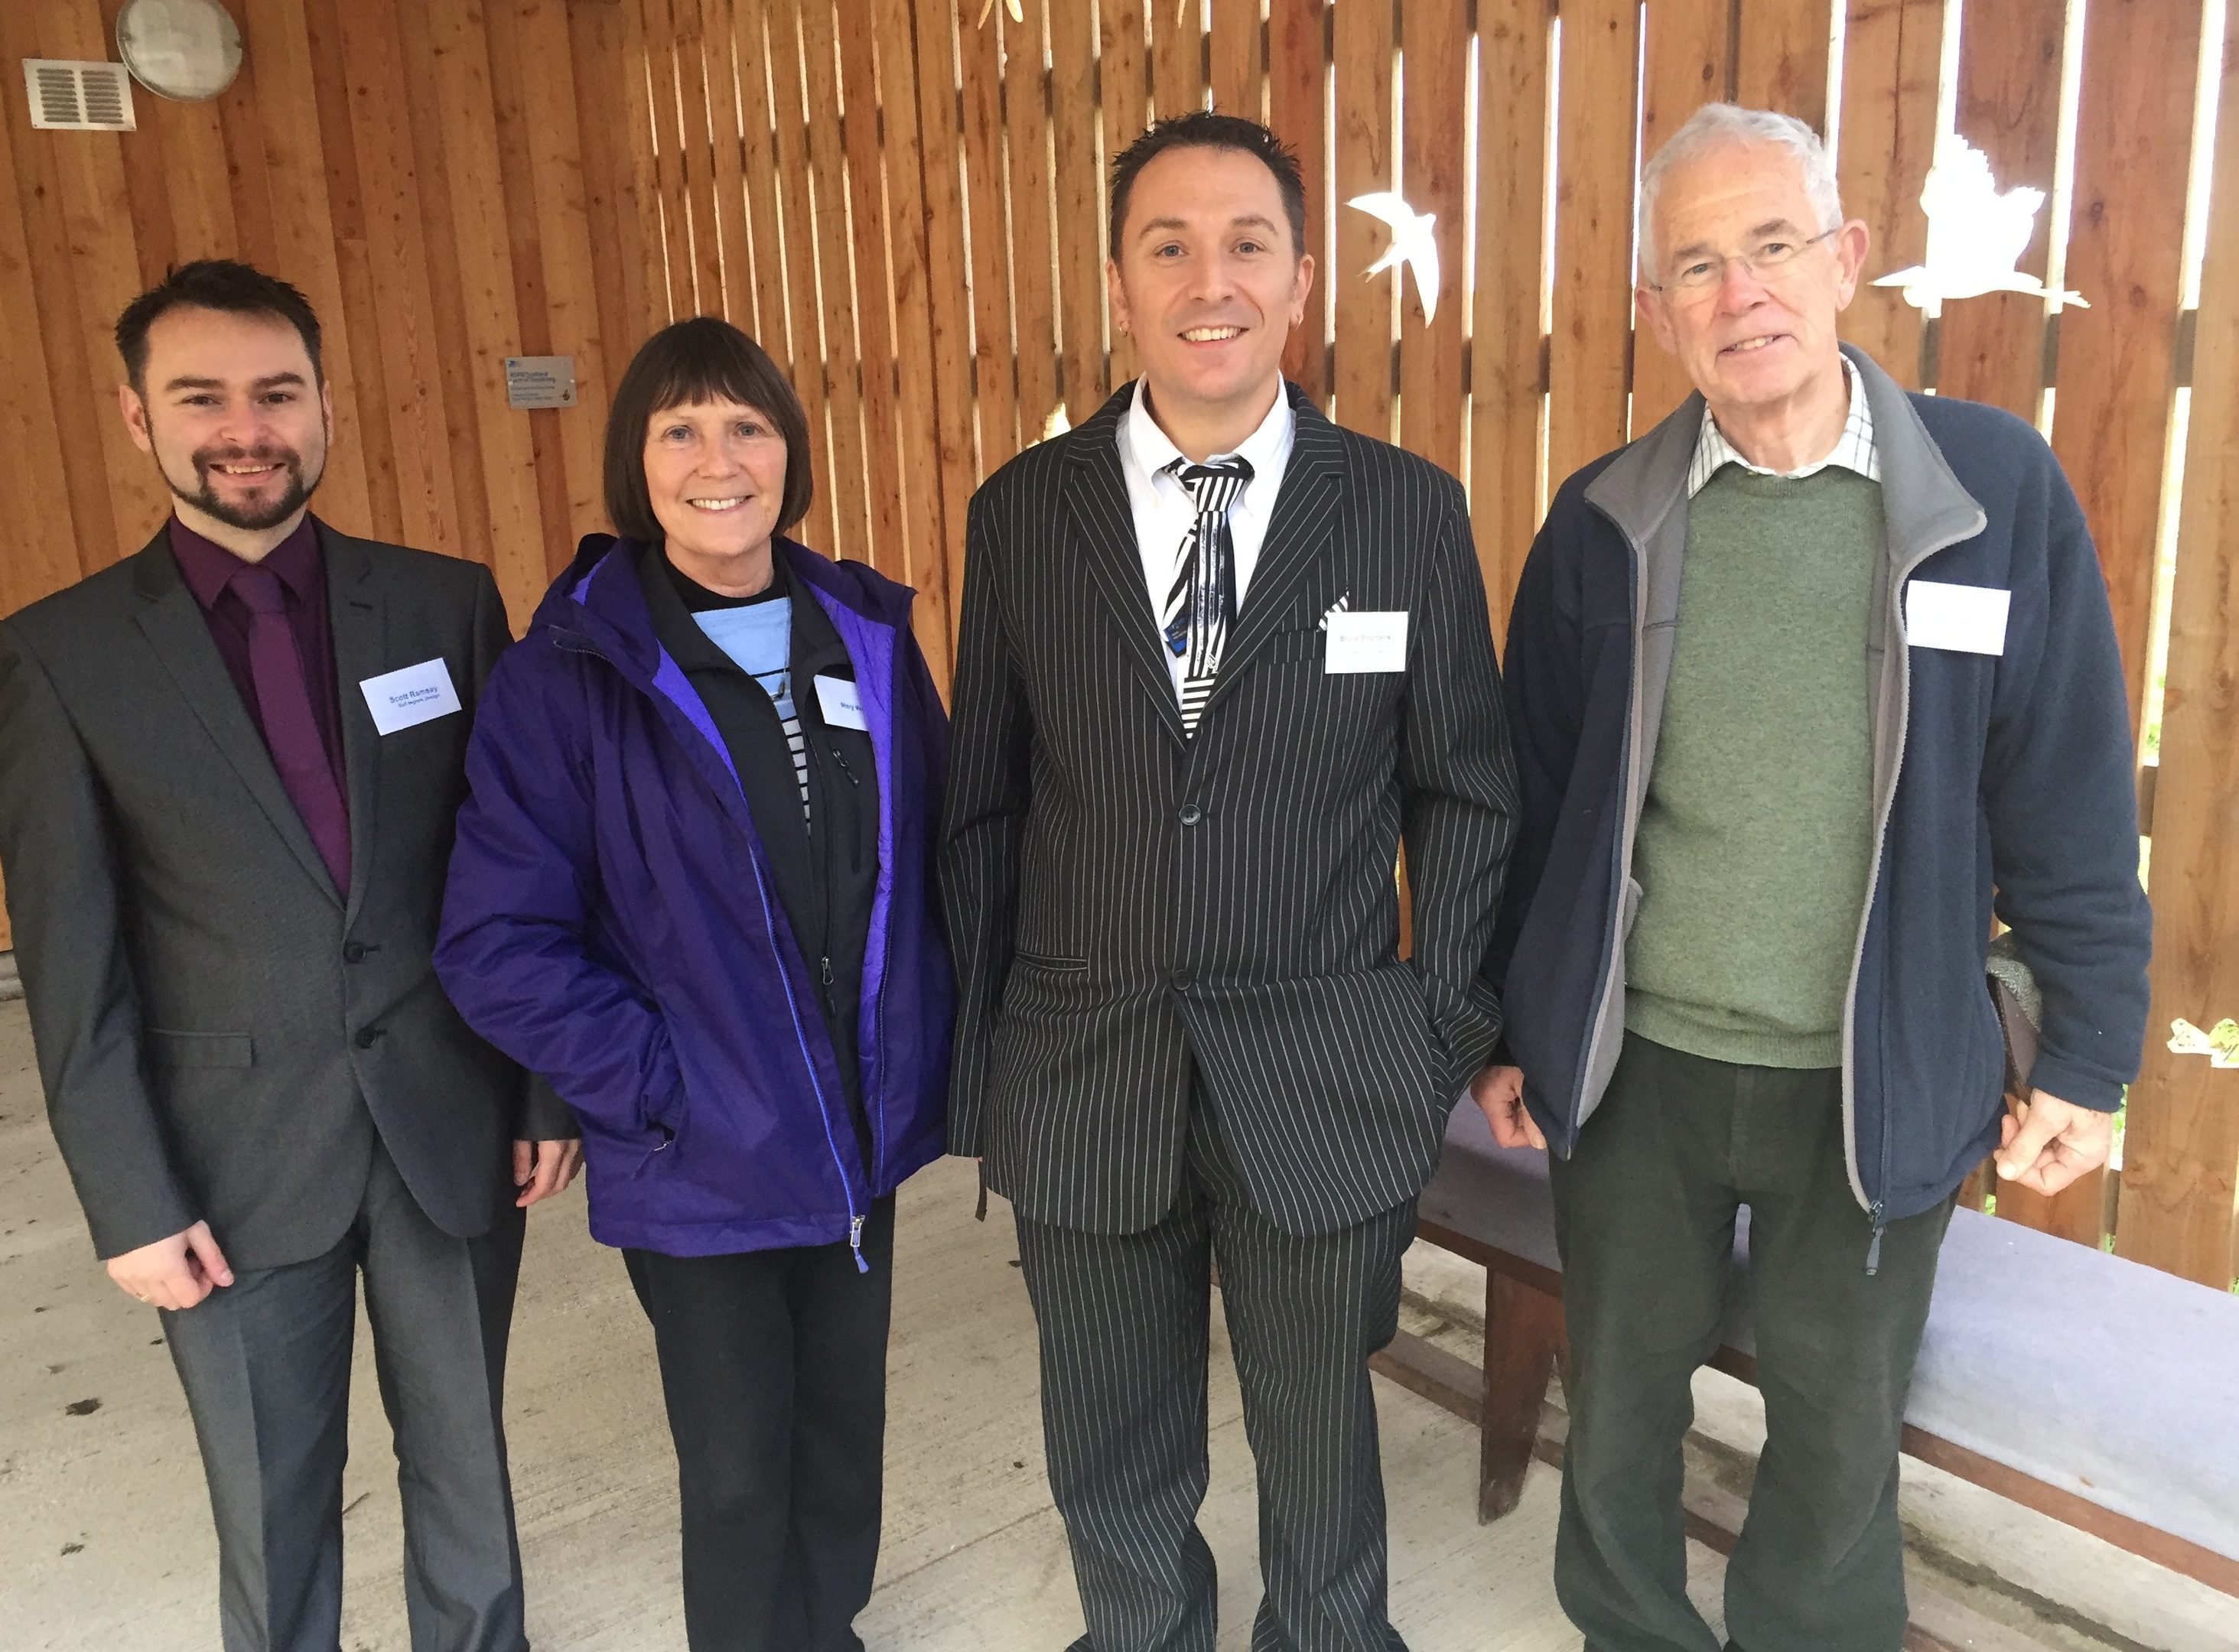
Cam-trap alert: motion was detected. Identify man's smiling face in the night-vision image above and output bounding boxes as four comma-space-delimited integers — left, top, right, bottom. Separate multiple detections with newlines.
120, 306, 330, 535
1637, 138, 1866, 426
1107, 145, 1313, 421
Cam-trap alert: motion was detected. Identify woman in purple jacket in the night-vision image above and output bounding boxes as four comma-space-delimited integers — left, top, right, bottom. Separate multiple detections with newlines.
436, 317, 952, 1652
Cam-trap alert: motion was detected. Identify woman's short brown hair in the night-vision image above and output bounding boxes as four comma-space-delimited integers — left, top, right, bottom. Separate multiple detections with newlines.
603, 317, 815, 543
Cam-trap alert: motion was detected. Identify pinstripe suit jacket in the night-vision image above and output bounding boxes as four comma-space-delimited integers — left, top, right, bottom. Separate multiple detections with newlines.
942, 382, 1517, 1237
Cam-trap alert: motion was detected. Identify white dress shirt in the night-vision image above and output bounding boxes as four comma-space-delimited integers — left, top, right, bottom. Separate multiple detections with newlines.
1116, 379, 1297, 691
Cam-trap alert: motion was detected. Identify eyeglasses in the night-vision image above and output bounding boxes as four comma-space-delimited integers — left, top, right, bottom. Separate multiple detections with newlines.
1648, 228, 1840, 294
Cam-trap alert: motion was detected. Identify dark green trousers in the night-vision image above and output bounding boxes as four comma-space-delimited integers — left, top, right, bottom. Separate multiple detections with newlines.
1547, 1032, 1953, 1652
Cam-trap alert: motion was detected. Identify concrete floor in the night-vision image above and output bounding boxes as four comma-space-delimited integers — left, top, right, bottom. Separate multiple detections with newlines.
1, 994, 2230, 1651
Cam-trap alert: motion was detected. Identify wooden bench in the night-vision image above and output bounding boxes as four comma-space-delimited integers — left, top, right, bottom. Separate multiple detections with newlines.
1373, 1099, 2239, 1604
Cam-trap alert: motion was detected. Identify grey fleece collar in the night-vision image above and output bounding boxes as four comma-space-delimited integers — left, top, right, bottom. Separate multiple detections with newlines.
1584, 343, 1985, 564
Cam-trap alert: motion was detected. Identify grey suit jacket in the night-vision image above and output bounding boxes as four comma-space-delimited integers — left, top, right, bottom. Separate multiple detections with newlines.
0, 522, 569, 1269
942, 383, 1518, 1237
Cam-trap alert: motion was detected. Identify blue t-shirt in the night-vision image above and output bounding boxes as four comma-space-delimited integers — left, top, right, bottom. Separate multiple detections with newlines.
693, 600, 809, 820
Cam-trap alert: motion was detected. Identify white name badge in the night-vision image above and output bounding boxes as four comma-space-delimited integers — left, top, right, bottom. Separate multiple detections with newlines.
1907, 581, 2011, 657
815, 674, 869, 731
1324, 610, 1409, 675
359, 658, 462, 735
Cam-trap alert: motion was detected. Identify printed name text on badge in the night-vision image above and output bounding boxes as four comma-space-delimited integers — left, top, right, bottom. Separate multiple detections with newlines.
360, 659, 463, 736
815, 674, 869, 730
1324, 611, 1409, 675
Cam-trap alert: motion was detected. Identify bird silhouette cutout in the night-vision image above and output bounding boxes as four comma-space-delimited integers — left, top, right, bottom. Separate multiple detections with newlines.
976, 0, 1023, 26
1347, 193, 1442, 324
1872, 137, 2088, 311
2167, 1017, 2239, 1068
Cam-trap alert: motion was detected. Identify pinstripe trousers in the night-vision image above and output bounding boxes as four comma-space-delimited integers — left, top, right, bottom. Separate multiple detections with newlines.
1014, 1095, 1417, 1652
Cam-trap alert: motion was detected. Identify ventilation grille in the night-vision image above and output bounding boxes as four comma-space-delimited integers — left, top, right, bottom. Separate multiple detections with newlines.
23, 60, 135, 132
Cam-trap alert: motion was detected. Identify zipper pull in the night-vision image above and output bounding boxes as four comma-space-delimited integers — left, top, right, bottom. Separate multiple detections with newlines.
1865, 1202, 1887, 1276
820, 955, 834, 987
829, 744, 861, 785
849, 1214, 868, 1274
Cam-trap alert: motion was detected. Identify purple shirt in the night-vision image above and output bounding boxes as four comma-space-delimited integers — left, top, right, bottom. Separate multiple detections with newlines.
167, 514, 350, 825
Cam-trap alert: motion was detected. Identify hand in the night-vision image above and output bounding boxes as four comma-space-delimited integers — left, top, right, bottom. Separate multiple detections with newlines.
513, 1138, 584, 1208
1470, 1064, 1546, 1151
106, 1221, 233, 1312
1994, 1090, 2113, 1196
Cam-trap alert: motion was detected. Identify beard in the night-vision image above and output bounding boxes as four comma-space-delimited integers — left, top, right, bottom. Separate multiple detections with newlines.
165, 441, 324, 532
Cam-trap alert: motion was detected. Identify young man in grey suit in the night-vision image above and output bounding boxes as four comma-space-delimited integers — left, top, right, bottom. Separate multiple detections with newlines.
0, 261, 581, 1652
942, 114, 1516, 1651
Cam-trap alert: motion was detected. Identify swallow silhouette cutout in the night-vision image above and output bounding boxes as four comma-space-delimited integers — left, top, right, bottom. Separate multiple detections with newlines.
1347, 192, 1442, 324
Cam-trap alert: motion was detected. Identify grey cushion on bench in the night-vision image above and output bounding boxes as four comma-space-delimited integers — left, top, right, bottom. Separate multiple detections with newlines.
1908, 1210, 2239, 1564
1421, 1100, 2239, 1565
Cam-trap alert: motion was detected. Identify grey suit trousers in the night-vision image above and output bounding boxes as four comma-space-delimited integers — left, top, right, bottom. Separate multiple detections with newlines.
159, 1139, 528, 1652
1014, 1097, 1417, 1652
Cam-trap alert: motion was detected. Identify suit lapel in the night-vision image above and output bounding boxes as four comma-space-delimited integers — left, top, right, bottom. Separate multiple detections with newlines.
1202, 388, 1349, 714
1063, 384, 1189, 746
129, 531, 342, 906
323, 526, 385, 925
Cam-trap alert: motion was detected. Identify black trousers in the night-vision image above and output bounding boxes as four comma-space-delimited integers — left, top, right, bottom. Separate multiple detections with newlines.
1547, 1033, 1953, 1652
623, 1196, 897, 1652
1014, 1101, 1419, 1652
161, 1138, 528, 1652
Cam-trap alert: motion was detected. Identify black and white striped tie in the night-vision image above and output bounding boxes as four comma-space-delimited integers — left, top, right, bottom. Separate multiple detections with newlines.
1161, 456, 1253, 734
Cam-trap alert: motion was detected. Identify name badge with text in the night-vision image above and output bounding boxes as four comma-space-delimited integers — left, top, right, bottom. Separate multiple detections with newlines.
1907, 581, 2010, 657
815, 674, 869, 731
360, 659, 462, 735
1324, 611, 1409, 675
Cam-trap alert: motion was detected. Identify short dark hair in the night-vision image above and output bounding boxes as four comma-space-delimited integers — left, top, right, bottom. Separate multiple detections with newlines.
1108, 112, 1309, 262
115, 259, 324, 392
603, 317, 815, 544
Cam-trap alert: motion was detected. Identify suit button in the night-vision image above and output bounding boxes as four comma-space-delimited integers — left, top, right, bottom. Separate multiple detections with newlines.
343, 941, 368, 964
1173, 971, 1194, 991
1178, 803, 1203, 827
354, 1027, 385, 1050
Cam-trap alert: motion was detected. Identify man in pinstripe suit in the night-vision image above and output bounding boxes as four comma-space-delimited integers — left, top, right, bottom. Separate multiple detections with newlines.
942, 113, 1517, 1652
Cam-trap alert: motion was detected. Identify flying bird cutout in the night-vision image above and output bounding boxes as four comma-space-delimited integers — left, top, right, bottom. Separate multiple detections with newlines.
1872, 137, 2088, 311
1347, 193, 1441, 324
977, 0, 1023, 25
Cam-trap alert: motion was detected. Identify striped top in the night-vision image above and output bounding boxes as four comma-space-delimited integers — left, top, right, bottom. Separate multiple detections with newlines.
692, 600, 812, 824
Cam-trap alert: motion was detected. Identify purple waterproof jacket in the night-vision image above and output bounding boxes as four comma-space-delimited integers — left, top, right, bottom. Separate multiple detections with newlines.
435, 534, 952, 1263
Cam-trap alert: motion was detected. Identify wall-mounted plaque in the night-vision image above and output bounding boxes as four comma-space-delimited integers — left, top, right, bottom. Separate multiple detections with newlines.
505, 356, 578, 411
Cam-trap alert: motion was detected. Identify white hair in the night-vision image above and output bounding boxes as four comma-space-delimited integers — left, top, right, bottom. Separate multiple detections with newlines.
1637, 103, 1843, 281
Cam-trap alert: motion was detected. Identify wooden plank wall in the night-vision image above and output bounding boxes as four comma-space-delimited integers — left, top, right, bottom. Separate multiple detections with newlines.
0, 0, 657, 628
1, 0, 2232, 1283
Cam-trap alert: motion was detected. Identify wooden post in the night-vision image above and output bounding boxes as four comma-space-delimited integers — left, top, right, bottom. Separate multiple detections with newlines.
2116, 0, 2239, 1289
1479, 1269, 1566, 1522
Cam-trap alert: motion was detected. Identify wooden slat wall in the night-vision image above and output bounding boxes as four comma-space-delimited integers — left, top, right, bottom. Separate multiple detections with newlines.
4, 0, 2234, 1283
1546, 0, 1639, 483
1469, 0, 1551, 635
1935, 0, 2065, 421
0, 0, 654, 619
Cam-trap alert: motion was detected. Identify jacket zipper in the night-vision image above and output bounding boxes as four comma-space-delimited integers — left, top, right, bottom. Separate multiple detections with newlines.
745, 768, 868, 1275
1570, 508, 1651, 1141
555, 625, 869, 1273
1840, 510, 1986, 1267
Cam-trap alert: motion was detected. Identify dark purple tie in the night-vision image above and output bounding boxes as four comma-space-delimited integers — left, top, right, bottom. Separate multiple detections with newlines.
231, 564, 350, 893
